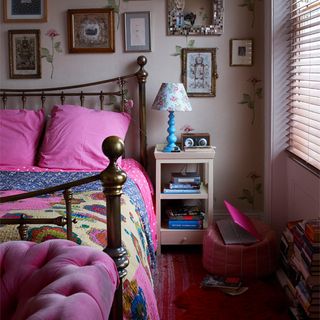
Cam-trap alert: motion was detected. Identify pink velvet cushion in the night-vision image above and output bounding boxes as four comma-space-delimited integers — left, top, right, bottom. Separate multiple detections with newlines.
0, 239, 119, 320
38, 105, 131, 169
0, 109, 45, 166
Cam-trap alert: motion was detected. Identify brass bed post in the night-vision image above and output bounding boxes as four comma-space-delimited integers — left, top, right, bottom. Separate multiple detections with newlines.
136, 56, 148, 169
100, 136, 129, 320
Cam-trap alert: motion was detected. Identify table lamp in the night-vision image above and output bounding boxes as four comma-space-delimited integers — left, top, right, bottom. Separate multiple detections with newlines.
152, 82, 192, 152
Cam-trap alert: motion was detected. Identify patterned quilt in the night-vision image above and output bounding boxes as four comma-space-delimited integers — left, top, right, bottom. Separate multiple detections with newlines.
0, 170, 159, 320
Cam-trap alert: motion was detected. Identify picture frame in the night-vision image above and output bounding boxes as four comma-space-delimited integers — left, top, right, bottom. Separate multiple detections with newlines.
8, 29, 41, 79
3, 0, 47, 23
230, 39, 253, 66
123, 11, 151, 52
67, 8, 115, 53
181, 48, 217, 97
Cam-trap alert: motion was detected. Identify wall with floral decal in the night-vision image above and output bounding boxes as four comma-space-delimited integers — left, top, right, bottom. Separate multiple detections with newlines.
0, 0, 265, 216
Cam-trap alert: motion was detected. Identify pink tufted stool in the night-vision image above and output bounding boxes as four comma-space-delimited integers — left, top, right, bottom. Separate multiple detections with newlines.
0, 239, 119, 320
202, 219, 277, 278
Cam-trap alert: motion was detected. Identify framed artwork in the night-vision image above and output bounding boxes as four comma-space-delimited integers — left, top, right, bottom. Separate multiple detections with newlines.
3, 0, 47, 23
67, 8, 115, 53
230, 39, 253, 66
181, 48, 217, 97
8, 29, 41, 79
123, 11, 151, 52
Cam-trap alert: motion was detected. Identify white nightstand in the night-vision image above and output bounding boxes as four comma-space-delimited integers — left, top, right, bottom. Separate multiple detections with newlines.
154, 144, 215, 254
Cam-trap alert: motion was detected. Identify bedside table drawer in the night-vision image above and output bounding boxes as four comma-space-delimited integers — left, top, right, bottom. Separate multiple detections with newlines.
160, 229, 205, 245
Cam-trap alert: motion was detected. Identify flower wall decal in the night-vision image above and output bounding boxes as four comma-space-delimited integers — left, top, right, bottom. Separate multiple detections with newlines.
106, 0, 121, 29
238, 171, 262, 210
238, 0, 262, 28
171, 38, 195, 56
41, 29, 62, 79
180, 124, 195, 133
238, 77, 262, 125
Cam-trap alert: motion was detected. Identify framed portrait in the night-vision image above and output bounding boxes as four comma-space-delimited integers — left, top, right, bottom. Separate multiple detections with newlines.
230, 39, 253, 66
181, 48, 217, 97
3, 0, 47, 23
67, 8, 115, 53
8, 29, 41, 79
123, 11, 151, 52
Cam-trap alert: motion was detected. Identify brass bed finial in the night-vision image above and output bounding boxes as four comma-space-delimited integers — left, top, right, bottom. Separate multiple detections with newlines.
101, 135, 128, 320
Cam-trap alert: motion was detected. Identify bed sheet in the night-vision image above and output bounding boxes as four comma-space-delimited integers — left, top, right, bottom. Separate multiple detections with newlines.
0, 158, 157, 251
0, 160, 159, 320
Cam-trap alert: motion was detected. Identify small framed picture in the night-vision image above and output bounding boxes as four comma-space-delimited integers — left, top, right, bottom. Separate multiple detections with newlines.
3, 0, 47, 23
67, 8, 115, 53
230, 39, 253, 66
123, 11, 151, 52
181, 48, 218, 97
8, 29, 41, 79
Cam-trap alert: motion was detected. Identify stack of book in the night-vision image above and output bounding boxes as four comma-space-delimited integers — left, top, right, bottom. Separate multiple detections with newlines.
201, 274, 248, 295
276, 219, 320, 320
163, 172, 201, 194
166, 205, 204, 229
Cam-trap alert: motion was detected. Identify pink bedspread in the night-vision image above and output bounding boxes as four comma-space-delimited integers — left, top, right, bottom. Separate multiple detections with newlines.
0, 158, 157, 250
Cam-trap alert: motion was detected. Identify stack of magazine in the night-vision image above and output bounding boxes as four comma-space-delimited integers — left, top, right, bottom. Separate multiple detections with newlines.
163, 172, 201, 194
166, 205, 204, 229
201, 274, 248, 295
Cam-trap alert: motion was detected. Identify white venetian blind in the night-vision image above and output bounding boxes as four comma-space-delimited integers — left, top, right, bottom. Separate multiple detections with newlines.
288, 0, 320, 171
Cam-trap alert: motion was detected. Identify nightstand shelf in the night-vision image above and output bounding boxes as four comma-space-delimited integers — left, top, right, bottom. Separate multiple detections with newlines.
154, 144, 215, 254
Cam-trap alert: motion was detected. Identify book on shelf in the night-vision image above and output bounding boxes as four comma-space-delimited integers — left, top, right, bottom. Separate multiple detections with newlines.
166, 205, 204, 217
167, 219, 203, 229
167, 214, 204, 221
163, 188, 201, 194
305, 219, 320, 243
171, 172, 201, 184
168, 182, 200, 189
184, 146, 215, 152
278, 221, 320, 320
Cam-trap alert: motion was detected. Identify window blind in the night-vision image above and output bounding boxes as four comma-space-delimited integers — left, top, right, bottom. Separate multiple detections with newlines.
288, 0, 320, 171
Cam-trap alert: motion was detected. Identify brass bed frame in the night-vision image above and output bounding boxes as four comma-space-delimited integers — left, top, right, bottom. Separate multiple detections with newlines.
0, 56, 148, 320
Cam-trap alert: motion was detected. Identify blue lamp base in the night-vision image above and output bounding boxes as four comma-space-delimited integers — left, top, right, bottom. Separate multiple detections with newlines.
163, 111, 180, 152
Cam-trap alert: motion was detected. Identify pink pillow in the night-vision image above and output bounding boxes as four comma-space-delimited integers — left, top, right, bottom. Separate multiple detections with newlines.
38, 105, 131, 170
0, 109, 45, 166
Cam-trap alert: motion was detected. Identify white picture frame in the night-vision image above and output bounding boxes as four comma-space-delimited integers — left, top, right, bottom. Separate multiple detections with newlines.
124, 11, 151, 52
230, 39, 253, 66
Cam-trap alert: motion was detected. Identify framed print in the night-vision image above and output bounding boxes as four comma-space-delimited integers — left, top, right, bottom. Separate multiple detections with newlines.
124, 11, 151, 52
67, 8, 115, 53
181, 48, 217, 97
230, 39, 253, 66
8, 29, 41, 79
3, 0, 47, 23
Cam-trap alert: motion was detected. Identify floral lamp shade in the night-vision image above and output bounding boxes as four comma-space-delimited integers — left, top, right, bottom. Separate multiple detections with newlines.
152, 82, 192, 112
152, 83, 192, 152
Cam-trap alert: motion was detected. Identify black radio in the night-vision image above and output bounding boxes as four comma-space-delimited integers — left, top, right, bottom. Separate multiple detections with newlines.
181, 133, 211, 149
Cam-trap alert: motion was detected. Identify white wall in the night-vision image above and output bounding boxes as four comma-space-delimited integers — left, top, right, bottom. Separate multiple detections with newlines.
0, 0, 265, 216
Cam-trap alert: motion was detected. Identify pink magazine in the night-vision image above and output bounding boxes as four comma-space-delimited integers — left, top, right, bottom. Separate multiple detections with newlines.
224, 200, 262, 241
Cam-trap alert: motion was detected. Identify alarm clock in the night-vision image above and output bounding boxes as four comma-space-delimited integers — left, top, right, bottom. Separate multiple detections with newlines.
181, 133, 211, 149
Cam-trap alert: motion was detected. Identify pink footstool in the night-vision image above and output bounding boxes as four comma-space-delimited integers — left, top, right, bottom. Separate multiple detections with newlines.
202, 219, 277, 278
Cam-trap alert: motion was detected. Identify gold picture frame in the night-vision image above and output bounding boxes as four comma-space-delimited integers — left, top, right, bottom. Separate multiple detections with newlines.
8, 29, 41, 79
181, 48, 217, 97
67, 8, 115, 53
3, 0, 47, 23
